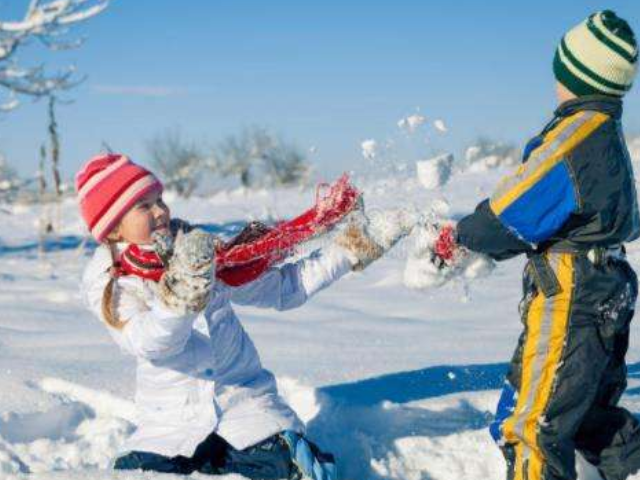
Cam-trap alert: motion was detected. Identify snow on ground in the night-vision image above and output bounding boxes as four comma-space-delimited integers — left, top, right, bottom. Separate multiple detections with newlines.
1, 164, 640, 480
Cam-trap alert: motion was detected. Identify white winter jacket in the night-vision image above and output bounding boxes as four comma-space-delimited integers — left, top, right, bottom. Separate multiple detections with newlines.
81, 242, 355, 458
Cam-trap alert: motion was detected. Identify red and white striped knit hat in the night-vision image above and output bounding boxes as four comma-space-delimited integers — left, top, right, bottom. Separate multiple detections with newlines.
75, 154, 163, 242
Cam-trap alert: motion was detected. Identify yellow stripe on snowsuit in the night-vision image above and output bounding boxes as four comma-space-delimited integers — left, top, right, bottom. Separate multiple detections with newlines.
490, 112, 609, 216
502, 253, 575, 480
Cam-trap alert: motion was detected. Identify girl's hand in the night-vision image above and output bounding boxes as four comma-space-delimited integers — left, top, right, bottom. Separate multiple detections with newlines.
334, 206, 417, 271
152, 218, 194, 265
158, 229, 218, 314
334, 221, 384, 271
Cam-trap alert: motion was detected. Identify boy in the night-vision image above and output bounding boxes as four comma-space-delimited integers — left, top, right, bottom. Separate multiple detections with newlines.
433, 10, 640, 480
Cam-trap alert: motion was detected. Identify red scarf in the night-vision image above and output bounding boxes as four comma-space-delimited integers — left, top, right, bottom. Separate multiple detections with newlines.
117, 244, 166, 282
115, 174, 360, 287
116, 223, 279, 285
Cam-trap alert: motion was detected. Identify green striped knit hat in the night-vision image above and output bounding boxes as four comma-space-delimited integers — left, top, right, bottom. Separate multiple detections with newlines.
554, 10, 638, 97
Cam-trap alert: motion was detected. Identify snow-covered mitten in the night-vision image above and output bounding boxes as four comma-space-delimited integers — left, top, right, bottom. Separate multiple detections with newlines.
431, 224, 458, 269
404, 222, 494, 289
335, 207, 417, 271
334, 221, 385, 271
151, 218, 194, 265
157, 229, 217, 313
366, 208, 419, 250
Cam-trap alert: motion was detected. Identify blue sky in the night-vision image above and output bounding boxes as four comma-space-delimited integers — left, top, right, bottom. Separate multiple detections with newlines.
1, 0, 639, 180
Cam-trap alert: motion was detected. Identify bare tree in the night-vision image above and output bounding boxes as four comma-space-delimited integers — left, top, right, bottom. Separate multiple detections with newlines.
214, 127, 310, 188
0, 0, 108, 111
0, 152, 18, 201
263, 142, 310, 187
147, 130, 204, 198
214, 127, 273, 187
47, 95, 62, 198
38, 143, 47, 195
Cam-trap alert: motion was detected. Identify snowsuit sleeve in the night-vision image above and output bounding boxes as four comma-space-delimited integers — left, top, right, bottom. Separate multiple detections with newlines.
228, 244, 356, 310
457, 111, 606, 260
457, 199, 533, 261
82, 249, 198, 361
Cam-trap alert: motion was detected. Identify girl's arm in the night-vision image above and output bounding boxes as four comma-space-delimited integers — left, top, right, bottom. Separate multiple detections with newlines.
83, 268, 198, 361
229, 244, 357, 311
82, 231, 215, 360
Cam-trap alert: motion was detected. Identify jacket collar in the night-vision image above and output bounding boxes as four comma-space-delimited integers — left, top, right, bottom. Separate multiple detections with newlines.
555, 95, 623, 120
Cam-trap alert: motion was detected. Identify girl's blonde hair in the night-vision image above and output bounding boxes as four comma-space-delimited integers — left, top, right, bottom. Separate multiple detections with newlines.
101, 242, 128, 330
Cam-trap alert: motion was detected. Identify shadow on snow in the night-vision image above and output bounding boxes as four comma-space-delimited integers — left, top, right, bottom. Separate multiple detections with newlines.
309, 363, 509, 479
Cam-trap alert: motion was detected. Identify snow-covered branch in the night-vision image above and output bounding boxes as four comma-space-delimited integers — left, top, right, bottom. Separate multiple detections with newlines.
0, 0, 108, 110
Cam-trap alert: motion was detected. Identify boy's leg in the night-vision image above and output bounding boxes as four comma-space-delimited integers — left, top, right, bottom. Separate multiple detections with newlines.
499, 253, 609, 480
575, 313, 640, 480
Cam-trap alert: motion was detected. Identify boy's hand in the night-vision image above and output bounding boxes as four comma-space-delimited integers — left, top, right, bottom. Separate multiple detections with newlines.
432, 224, 458, 268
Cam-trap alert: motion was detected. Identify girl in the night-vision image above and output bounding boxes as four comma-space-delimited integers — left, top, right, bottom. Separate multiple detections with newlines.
78, 154, 399, 479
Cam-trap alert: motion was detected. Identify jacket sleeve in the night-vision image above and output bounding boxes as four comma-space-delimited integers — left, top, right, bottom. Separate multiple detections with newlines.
82, 266, 198, 361
229, 244, 356, 311
457, 199, 533, 261
458, 153, 578, 261
458, 111, 608, 260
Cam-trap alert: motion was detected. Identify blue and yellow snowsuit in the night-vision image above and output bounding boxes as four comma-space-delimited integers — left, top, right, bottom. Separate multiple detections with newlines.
457, 96, 640, 480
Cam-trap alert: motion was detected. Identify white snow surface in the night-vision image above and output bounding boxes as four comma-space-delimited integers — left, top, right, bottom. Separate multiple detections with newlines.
0, 168, 639, 480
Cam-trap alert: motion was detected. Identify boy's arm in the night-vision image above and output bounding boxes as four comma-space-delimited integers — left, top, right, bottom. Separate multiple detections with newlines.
457, 199, 533, 260
228, 244, 356, 311
456, 156, 579, 261
456, 111, 607, 260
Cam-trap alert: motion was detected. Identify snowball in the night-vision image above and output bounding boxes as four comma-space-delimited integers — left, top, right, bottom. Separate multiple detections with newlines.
433, 119, 448, 133
361, 139, 378, 161
398, 114, 426, 134
416, 153, 454, 190
403, 225, 449, 289
403, 223, 495, 290
463, 255, 495, 280
430, 199, 451, 217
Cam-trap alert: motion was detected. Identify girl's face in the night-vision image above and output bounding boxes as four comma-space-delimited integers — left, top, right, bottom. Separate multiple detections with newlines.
111, 190, 170, 245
